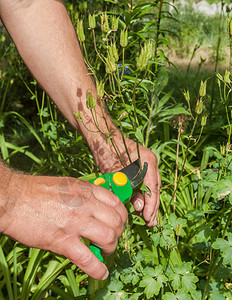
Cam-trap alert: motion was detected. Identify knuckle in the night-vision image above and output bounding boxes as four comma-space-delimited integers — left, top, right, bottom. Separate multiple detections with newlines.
112, 212, 122, 229
105, 228, 117, 246
109, 194, 121, 208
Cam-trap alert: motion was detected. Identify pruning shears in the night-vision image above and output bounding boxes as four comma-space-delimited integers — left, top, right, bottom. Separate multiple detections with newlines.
89, 159, 148, 262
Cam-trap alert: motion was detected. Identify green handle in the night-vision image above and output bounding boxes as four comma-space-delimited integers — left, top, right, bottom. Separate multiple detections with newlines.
89, 171, 133, 262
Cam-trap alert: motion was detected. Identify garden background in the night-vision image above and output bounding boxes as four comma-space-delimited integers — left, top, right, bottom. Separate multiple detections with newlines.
1, 0, 232, 299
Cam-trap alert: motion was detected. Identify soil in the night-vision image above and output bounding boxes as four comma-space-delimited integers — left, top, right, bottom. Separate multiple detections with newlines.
165, 47, 230, 73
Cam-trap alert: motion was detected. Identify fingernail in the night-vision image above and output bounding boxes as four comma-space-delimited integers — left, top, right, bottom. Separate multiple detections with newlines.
102, 270, 109, 280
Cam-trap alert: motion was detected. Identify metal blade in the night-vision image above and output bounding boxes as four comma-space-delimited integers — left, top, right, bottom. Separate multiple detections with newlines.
120, 159, 140, 181
130, 162, 148, 189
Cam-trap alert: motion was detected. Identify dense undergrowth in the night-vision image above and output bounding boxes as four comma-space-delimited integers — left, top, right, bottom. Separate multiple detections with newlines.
1, 0, 232, 299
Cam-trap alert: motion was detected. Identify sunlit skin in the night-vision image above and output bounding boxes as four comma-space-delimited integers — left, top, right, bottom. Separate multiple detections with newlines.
0, 0, 160, 280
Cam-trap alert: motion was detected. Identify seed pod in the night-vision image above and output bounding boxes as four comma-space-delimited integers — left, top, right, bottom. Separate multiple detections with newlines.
86, 91, 96, 109
220, 144, 225, 156
100, 12, 109, 34
183, 89, 190, 103
76, 19, 85, 42
120, 29, 128, 48
105, 56, 116, 74
88, 13, 96, 29
195, 100, 203, 115
108, 43, 119, 62
199, 80, 207, 97
201, 114, 207, 127
96, 80, 105, 99
144, 41, 153, 60
137, 48, 148, 71
224, 70, 231, 84
227, 17, 232, 36
111, 16, 119, 32
74, 111, 83, 121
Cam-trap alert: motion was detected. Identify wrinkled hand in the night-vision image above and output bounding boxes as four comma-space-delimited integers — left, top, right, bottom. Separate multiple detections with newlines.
1, 173, 127, 280
91, 134, 161, 226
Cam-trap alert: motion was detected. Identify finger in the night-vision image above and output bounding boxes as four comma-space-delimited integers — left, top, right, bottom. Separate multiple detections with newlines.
92, 185, 128, 225
145, 167, 161, 226
81, 216, 119, 255
130, 192, 144, 212
91, 201, 126, 237
60, 237, 109, 280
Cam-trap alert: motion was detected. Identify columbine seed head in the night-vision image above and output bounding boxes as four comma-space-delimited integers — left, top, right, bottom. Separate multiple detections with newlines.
100, 12, 110, 34
108, 43, 119, 62
76, 19, 85, 42
137, 42, 153, 71
195, 100, 204, 115
74, 111, 83, 121
183, 89, 190, 103
105, 56, 117, 74
96, 80, 105, 99
227, 17, 232, 36
86, 91, 96, 109
224, 70, 231, 84
111, 16, 119, 32
88, 13, 96, 29
201, 114, 207, 127
199, 80, 207, 98
120, 29, 128, 48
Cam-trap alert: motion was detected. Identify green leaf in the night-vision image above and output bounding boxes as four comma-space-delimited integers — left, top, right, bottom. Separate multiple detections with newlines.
170, 273, 181, 290
176, 290, 192, 300
163, 292, 176, 300
182, 273, 198, 293
143, 267, 157, 277
139, 276, 160, 298
134, 126, 144, 144
223, 247, 232, 265
107, 278, 123, 292
140, 183, 151, 195
212, 238, 230, 252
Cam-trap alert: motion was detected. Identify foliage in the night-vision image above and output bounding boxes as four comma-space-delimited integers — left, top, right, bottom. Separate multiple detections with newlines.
1, 0, 232, 299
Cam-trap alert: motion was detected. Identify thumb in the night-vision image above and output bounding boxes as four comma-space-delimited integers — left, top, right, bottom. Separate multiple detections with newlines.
60, 237, 109, 280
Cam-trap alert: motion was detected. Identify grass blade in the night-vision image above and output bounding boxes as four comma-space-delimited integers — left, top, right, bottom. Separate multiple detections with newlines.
0, 244, 14, 300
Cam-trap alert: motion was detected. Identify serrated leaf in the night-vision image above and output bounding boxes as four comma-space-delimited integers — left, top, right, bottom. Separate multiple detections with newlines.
176, 289, 192, 300
170, 273, 181, 290
150, 233, 160, 247
129, 293, 142, 300
143, 267, 156, 277
107, 278, 123, 292
163, 292, 176, 300
223, 247, 232, 265
212, 238, 230, 252
182, 274, 198, 293
139, 276, 160, 298
209, 292, 226, 300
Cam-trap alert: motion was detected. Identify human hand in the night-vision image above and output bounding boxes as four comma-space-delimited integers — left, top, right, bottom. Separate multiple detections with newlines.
90, 134, 160, 227
1, 173, 128, 280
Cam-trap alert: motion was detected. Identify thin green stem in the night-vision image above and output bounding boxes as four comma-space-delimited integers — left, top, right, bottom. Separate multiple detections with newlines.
131, 72, 141, 167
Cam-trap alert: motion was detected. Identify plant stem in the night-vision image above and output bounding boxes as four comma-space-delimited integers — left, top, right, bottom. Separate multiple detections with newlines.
131, 72, 141, 167
173, 121, 182, 213
154, 0, 163, 60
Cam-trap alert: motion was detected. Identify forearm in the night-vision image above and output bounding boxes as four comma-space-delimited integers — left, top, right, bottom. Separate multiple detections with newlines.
0, 0, 115, 148
0, 160, 13, 231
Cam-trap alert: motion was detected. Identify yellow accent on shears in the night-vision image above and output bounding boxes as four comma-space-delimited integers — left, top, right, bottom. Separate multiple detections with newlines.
112, 172, 127, 186
93, 177, 106, 186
